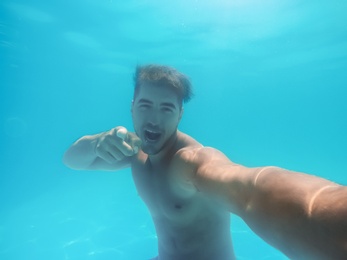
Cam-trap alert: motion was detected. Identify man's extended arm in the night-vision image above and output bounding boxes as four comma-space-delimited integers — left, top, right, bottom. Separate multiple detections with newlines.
63, 127, 141, 171
236, 166, 347, 259
178, 147, 347, 259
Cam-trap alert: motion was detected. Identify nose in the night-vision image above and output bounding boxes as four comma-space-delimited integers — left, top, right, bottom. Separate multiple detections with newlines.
147, 111, 160, 126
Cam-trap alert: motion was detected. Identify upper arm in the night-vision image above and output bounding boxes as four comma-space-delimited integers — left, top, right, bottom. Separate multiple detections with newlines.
175, 147, 254, 209
173, 147, 235, 189
177, 146, 237, 174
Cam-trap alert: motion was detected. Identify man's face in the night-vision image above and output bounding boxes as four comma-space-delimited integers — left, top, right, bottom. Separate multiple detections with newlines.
131, 83, 183, 155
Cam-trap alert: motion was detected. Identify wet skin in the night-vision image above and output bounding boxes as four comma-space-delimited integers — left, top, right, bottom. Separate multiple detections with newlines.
130, 83, 235, 259
64, 82, 347, 259
131, 133, 235, 260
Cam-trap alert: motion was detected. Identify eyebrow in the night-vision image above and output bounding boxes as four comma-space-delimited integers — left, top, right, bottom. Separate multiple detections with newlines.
137, 99, 177, 109
137, 98, 153, 104
161, 102, 177, 109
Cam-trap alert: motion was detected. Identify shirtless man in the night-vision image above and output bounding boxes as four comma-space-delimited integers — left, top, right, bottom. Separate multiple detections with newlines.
64, 64, 347, 259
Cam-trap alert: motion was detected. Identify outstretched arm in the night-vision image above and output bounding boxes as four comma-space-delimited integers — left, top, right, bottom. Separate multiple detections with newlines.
63, 127, 141, 171
177, 147, 347, 259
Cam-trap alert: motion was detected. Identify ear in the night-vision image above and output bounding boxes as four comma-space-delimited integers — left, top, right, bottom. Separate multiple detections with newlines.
131, 100, 134, 113
178, 107, 184, 121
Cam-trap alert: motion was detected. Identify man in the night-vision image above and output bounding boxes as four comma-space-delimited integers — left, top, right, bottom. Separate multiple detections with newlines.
64, 64, 347, 259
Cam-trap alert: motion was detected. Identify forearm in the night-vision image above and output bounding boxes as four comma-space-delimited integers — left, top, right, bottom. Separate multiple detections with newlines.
236, 166, 347, 259
63, 134, 99, 170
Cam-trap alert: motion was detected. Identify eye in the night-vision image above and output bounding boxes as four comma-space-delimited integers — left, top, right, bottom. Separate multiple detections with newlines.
162, 107, 173, 113
139, 104, 150, 110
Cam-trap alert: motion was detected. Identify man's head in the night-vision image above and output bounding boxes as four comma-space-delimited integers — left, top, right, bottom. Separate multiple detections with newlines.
133, 64, 193, 107
131, 64, 193, 155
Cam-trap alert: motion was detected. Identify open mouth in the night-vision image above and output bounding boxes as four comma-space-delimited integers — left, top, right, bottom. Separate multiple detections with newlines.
144, 130, 161, 142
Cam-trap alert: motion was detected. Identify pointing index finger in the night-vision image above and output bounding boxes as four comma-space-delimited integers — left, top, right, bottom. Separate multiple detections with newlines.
116, 127, 127, 140
115, 127, 135, 156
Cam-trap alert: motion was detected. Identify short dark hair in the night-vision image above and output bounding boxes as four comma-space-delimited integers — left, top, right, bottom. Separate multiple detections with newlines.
133, 64, 193, 105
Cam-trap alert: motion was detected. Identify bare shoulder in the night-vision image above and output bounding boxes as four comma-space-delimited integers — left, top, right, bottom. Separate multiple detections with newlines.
174, 141, 246, 182
175, 144, 231, 168
176, 131, 201, 147
175, 131, 239, 171
173, 132, 234, 179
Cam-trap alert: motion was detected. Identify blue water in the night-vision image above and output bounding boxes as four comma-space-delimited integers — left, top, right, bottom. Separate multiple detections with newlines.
1, 0, 346, 259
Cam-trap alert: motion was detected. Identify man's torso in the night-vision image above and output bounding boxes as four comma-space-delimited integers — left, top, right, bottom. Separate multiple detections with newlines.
130, 132, 235, 260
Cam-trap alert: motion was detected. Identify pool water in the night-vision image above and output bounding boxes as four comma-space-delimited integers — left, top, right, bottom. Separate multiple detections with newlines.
1, 0, 346, 259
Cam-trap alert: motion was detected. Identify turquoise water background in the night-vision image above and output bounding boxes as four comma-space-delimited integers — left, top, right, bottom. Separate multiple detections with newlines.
1, 0, 346, 259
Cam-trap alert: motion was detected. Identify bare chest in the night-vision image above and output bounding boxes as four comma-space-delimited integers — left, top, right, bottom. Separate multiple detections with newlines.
131, 162, 201, 224
130, 159, 234, 259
